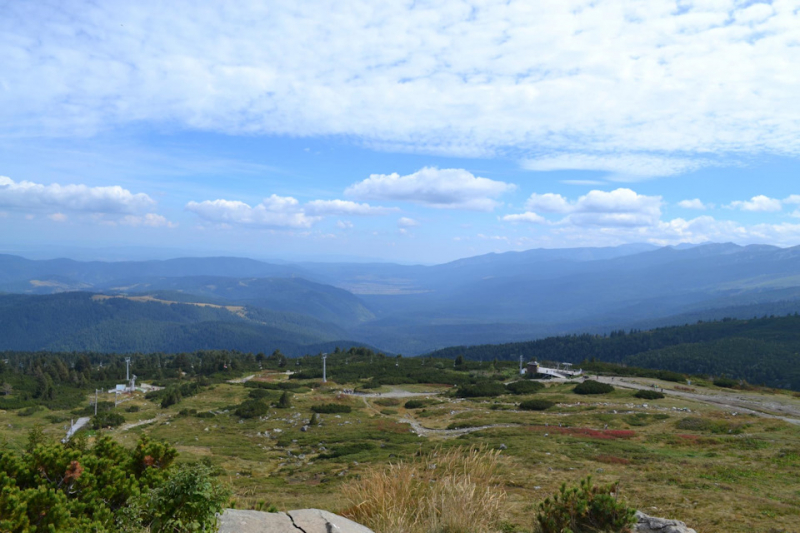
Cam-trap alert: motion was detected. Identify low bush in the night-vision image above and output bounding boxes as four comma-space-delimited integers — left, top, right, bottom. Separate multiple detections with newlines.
319, 442, 375, 459
374, 398, 401, 407
573, 380, 615, 395
125, 405, 140, 413
456, 382, 506, 398
519, 399, 555, 411
536, 476, 636, 533
235, 400, 269, 419
92, 411, 125, 429
311, 403, 351, 414
506, 381, 545, 395
178, 408, 197, 417
634, 390, 665, 400
404, 399, 425, 409
197, 411, 215, 419
713, 377, 738, 388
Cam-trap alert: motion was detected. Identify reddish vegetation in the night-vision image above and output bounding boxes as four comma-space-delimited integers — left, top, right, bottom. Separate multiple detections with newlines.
527, 425, 635, 440
63, 461, 84, 482
595, 455, 631, 465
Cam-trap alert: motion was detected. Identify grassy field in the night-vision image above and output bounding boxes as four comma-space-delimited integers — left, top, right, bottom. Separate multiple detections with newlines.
2, 370, 799, 533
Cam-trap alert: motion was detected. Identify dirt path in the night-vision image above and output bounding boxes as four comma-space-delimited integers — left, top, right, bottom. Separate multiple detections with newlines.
343, 387, 441, 399
591, 376, 800, 425
119, 416, 166, 431
227, 374, 256, 384
399, 418, 519, 437
62, 417, 90, 442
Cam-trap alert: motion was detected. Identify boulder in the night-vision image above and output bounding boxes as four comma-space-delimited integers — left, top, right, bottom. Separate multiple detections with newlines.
217, 508, 374, 533
635, 511, 697, 533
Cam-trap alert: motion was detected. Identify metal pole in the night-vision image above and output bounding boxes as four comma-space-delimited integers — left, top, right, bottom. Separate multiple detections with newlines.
125, 357, 131, 381
95, 389, 98, 415
322, 353, 328, 383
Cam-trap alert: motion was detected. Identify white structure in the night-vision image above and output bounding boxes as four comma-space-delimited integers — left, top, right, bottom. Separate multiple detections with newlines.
322, 353, 328, 383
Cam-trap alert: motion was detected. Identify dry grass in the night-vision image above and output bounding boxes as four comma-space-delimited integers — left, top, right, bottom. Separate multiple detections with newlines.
342, 446, 506, 533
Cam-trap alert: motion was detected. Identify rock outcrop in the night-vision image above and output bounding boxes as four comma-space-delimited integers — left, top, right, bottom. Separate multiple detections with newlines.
218, 508, 374, 533
635, 511, 698, 533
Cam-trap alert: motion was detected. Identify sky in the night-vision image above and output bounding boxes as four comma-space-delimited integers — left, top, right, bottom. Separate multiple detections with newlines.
1, 0, 800, 264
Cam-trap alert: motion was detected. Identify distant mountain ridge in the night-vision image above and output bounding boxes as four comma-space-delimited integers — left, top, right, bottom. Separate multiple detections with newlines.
4, 243, 800, 354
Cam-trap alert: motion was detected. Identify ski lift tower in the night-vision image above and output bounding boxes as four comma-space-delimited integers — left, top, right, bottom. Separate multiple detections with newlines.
125, 357, 131, 381
322, 353, 328, 383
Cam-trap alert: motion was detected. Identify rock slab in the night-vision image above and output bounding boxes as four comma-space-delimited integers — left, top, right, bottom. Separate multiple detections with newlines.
217, 508, 374, 533
635, 511, 698, 533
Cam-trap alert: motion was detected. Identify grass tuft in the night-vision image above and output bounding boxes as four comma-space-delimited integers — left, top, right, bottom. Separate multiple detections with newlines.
342, 445, 506, 533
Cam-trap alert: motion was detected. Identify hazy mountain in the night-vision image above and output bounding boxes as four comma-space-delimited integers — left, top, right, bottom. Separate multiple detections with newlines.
4, 243, 800, 354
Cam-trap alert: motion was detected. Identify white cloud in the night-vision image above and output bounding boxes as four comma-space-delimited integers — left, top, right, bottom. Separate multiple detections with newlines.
0, 175, 155, 214
7, 1, 799, 164
678, 199, 708, 210
522, 154, 709, 180
525, 193, 572, 214
48, 212, 67, 222
120, 213, 177, 228
337, 220, 354, 229
501, 212, 547, 224
186, 195, 319, 229
729, 195, 783, 212
305, 199, 397, 216
512, 188, 663, 227
398, 217, 419, 228
783, 195, 800, 205
345, 167, 515, 211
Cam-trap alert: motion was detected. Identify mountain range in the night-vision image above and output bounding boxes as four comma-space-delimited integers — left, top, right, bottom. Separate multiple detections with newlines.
3, 242, 800, 354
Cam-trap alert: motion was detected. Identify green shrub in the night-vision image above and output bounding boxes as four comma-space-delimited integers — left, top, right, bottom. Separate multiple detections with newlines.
235, 400, 269, 419
506, 381, 545, 395
536, 476, 636, 533
456, 382, 506, 398
248, 388, 273, 400
713, 377, 738, 388
404, 399, 425, 409
519, 399, 555, 411
319, 442, 376, 459
125, 405, 140, 413
197, 411, 215, 419
634, 390, 665, 400
276, 391, 292, 409
17, 405, 44, 417
92, 411, 125, 429
311, 403, 352, 414
178, 408, 197, 417
573, 380, 615, 395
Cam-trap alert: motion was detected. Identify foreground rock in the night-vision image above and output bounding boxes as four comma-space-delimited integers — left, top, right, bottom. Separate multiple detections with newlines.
635, 511, 698, 533
218, 508, 374, 533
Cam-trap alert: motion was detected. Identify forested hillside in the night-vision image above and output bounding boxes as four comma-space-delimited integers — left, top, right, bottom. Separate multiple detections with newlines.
427, 314, 800, 390
0, 292, 374, 356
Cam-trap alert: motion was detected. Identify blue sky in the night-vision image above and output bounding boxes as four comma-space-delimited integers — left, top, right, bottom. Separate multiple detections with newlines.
2, 0, 800, 263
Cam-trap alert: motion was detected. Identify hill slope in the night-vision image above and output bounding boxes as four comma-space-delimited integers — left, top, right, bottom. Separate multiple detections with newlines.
0, 292, 374, 356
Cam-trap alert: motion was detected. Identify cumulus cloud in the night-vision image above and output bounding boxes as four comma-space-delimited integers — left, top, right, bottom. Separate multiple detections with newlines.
337, 220, 354, 229
678, 199, 708, 210
7, 1, 799, 166
48, 213, 67, 222
501, 212, 546, 224
728, 195, 783, 212
186, 195, 319, 229
509, 188, 663, 227
398, 217, 419, 228
0, 175, 155, 214
345, 167, 515, 211
305, 199, 397, 216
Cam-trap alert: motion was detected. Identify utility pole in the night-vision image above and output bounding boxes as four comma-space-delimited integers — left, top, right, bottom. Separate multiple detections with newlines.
125, 357, 131, 381
94, 389, 99, 415
519, 355, 523, 373
322, 353, 328, 383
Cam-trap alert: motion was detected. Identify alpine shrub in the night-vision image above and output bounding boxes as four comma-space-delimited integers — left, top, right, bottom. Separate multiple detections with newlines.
573, 380, 615, 395
506, 381, 545, 395
311, 403, 351, 414
634, 390, 665, 400
536, 476, 636, 533
519, 399, 555, 411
